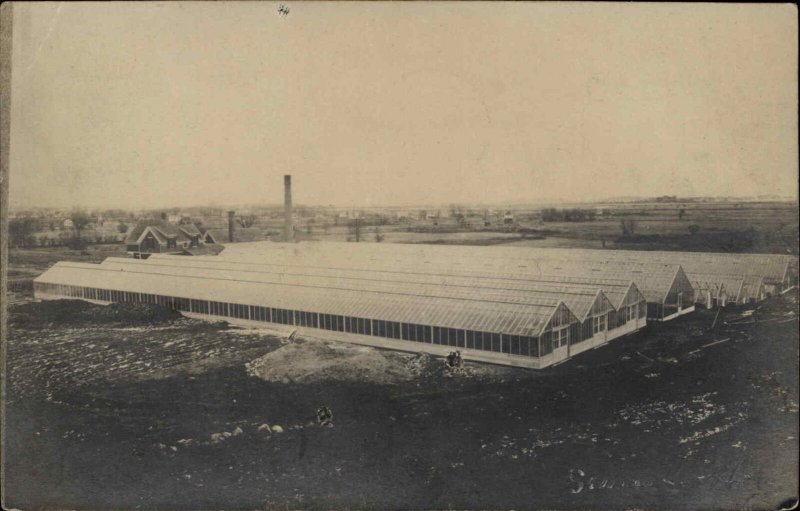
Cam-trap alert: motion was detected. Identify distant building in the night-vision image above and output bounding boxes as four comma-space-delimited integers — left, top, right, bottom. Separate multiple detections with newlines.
125, 219, 218, 258
655, 195, 679, 203
395, 210, 412, 221
503, 211, 515, 225
336, 210, 365, 221
207, 227, 266, 244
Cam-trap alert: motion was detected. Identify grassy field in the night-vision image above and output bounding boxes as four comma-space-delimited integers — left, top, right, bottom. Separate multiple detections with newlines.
6, 244, 129, 299
4, 293, 798, 510
8, 243, 129, 268
291, 200, 800, 253
549, 200, 798, 253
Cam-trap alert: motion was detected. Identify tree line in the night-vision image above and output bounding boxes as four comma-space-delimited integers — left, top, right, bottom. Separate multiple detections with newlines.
540, 208, 597, 222
9, 209, 128, 249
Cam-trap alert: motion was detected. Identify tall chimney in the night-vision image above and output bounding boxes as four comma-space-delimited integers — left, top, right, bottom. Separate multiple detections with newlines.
284, 175, 294, 241
227, 211, 235, 243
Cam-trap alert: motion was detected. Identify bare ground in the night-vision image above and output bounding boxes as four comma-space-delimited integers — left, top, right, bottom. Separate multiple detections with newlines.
3, 293, 798, 510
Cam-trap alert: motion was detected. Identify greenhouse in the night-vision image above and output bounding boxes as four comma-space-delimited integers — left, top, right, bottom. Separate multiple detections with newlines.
327, 243, 797, 298
35, 260, 586, 368
220, 242, 795, 304
30, 239, 795, 369
209, 242, 694, 320
109, 256, 648, 354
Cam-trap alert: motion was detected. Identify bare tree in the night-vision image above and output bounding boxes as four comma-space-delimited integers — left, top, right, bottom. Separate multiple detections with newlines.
237, 215, 258, 229
348, 218, 362, 242
449, 204, 464, 218
9, 217, 39, 248
70, 208, 91, 244
620, 219, 637, 236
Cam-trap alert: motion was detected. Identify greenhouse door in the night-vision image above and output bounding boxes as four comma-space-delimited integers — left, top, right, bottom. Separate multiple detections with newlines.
551, 326, 570, 363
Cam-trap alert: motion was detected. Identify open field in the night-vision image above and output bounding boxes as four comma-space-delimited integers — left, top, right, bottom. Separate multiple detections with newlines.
6, 244, 129, 300
308, 200, 799, 252
529, 200, 799, 253
8, 244, 128, 274
4, 293, 798, 510
254, 199, 800, 253
8, 244, 129, 269
316, 229, 531, 245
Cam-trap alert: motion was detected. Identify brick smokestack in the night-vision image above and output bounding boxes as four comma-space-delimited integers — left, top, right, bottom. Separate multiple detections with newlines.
284, 175, 294, 241
227, 211, 235, 243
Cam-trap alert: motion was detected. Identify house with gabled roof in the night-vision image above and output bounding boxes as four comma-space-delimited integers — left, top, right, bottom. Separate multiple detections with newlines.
125, 218, 218, 258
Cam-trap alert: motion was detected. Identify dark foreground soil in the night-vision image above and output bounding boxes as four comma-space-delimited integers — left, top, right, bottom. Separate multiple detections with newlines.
4, 295, 799, 510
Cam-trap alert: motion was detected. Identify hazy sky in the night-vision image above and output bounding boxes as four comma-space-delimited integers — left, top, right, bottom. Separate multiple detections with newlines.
9, 2, 798, 209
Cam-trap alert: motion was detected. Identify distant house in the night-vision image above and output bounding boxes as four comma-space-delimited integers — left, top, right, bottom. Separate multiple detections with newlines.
463, 214, 486, 229
125, 219, 219, 258
337, 210, 363, 220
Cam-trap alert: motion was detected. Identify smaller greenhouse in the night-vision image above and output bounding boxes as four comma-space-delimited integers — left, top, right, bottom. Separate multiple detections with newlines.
207, 243, 693, 321
256, 242, 793, 304
522, 260, 696, 321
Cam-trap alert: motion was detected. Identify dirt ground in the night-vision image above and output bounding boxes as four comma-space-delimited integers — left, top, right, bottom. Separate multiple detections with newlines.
245, 341, 516, 385
4, 293, 798, 510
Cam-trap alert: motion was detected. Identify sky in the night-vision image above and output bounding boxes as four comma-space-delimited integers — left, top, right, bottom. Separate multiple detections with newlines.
8, 2, 799, 209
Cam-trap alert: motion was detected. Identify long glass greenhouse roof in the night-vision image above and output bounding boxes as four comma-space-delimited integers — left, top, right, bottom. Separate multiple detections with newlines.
36, 261, 574, 337
198, 244, 687, 303
124, 257, 619, 320
191, 247, 688, 302
219, 241, 794, 285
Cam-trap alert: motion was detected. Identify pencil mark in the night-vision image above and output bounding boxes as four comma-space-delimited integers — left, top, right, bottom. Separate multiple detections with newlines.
22, 3, 63, 83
